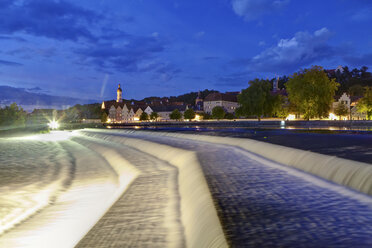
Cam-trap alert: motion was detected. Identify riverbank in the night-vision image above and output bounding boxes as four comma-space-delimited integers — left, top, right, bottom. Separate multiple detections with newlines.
106, 119, 372, 130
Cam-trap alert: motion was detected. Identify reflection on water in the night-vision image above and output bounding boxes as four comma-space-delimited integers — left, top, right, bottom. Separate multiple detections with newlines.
116, 125, 372, 132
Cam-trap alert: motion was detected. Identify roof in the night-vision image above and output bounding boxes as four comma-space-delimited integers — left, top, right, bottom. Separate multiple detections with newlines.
204, 92, 238, 102
151, 105, 187, 112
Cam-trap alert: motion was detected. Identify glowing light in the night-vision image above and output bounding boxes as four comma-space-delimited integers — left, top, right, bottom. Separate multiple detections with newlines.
193, 114, 201, 121
328, 113, 338, 120
48, 120, 59, 129
107, 119, 111, 123
286, 114, 296, 120
133, 117, 139, 121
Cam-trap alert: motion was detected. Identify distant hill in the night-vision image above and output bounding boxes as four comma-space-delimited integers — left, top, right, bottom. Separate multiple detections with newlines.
0, 85, 98, 112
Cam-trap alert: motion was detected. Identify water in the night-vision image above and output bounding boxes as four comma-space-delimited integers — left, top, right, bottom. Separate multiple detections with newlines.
108, 126, 372, 164
1, 129, 372, 247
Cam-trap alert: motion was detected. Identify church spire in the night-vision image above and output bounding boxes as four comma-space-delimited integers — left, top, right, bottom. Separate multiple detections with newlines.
117, 84, 123, 102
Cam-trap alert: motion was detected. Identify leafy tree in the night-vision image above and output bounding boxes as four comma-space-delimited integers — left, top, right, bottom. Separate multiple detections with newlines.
212, 106, 225, 119
334, 103, 349, 120
170, 109, 182, 120
140, 112, 149, 121
200, 112, 211, 120
0, 103, 26, 127
286, 66, 339, 120
225, 113, 235, 119
358, 87, 372, 120
272, 95, 289, 119
101, 112, 108, 123
150, 112, 159, 121
237, 79, 279, 120
348, 84, 364, 96
62, 107, 81, 123
183, 108, 195, 120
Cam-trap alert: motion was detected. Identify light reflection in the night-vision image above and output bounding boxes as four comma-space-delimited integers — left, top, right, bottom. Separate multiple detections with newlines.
23, 131, 74, 142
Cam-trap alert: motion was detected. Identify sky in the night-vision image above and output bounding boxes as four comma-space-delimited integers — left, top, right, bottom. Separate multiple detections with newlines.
0, 0, 371, 101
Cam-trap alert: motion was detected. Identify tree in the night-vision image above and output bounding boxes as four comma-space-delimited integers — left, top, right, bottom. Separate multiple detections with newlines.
150, 112, 159, 121
62, 107, 81, 123
212, 106, 225, 119
0, 103, 26, 127
334, 103, 349, 120
272, 95, 289, 119
101, 112, 108, 123
286, 66, 339, 120
237, 79, 279, 120
357, 87, 372, 120
170, 109, 182, 120
348, 84, 364, 96
225, 113, 235, 119
183, 108, 195, 120
200, 112, 211, 120
140, 112, 149, 121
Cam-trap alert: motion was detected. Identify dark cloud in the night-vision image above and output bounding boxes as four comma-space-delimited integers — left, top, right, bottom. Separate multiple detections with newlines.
27, 86, 43, 91
0, 0, 98, 41
75, 36, 166, 73
0, 59, 23, 66
231, 0, 290, 21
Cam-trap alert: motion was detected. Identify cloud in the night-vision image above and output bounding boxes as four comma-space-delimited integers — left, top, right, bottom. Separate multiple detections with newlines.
0, 35, 27, 42
231, 0, 290, 21
194, 31, 205, 38
75, 36, 166, 73
246, 27, 334, 73
6, 47, 56, 59
0, 0, 98, 41
350, 8, 372, 21
0, 59, 23, 66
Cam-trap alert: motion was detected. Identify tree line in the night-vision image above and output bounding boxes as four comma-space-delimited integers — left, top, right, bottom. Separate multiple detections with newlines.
236, 66, 372, 120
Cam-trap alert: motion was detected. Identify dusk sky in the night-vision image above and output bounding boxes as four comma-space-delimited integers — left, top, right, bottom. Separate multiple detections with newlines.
0, 0, 371, 101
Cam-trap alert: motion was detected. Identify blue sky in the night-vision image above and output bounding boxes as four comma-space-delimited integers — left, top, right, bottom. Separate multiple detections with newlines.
0, 0, 371, 101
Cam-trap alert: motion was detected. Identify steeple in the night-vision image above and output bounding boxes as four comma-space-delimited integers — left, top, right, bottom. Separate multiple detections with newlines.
195, 90, 203, 111
117, 84, 123, 102
273, 76, 279, 92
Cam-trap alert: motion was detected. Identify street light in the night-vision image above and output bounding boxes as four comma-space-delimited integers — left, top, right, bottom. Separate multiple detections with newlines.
48, 120, 59, 129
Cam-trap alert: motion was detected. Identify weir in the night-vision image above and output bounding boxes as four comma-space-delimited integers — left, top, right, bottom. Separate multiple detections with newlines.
78, 130, 228, 248
87, 129, 372, 196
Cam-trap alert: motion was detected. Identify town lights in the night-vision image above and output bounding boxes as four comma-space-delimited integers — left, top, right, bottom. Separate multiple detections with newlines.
48, 120, 59, 129
286, 114, 296, 121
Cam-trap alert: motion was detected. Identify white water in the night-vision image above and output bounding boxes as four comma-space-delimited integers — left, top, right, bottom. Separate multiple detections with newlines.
0, 130, 228, 248
0, 131, 139, 247
103, 129, 372, 196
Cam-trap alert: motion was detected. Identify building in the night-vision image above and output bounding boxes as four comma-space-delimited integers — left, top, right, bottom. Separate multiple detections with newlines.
203, 92, 239, 114
147, 105, 187, 120
102, 84, 188, 122
195, 91, 203, 111
331, 92, 366, 120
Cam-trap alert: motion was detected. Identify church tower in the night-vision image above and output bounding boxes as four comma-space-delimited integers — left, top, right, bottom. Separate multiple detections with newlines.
273, 76, 279, 92
117, 84, 123, 102
195, 91, 203, 111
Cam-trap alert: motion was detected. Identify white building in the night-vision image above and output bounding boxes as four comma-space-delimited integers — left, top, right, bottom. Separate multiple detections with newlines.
203, 92, 239, 114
